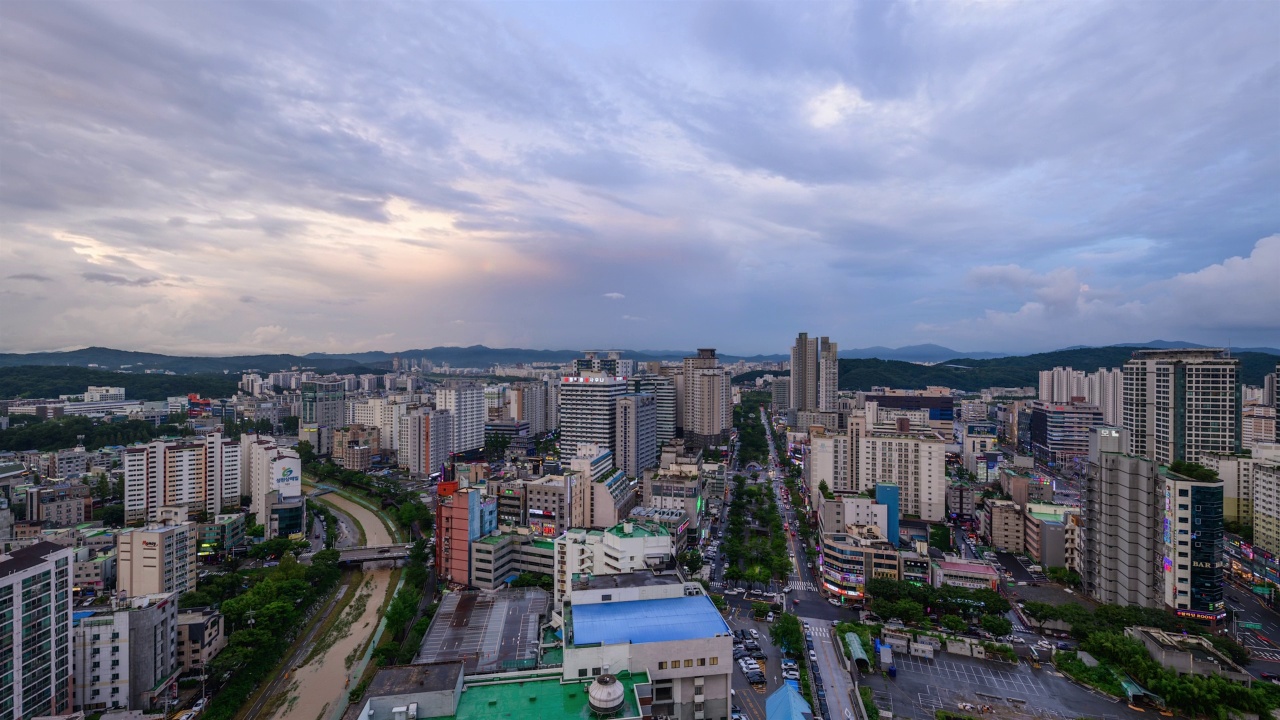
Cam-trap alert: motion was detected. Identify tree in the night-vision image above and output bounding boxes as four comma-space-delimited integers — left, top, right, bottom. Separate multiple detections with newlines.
929, 524, 953, 552
751, 601, 772, 619
296, 440, 316, 466
770, 613, 805, 654
94, 504, 125, 527
679, 550, 704, 575
981, 614, 1013, 637
941, 615, 967, 634
818, 480, 834, 500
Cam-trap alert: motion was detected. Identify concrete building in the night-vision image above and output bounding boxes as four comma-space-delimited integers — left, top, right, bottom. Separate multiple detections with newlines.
553, 522, 676, 604
0, 542, 76, 719
946, 482, 977, 520
122, 433, 240, 524
1085, 427, 1162, 609
238, 435, 303, 539
1029, 401, 1105, 466
615, 394, 658, 478
72, 592, 179, 712
682, 350, 732, 449
435, 487, 497, 586
642, 471, 703, 545
1243, 405, 1277, 450
1123, 349, 1241, 464
437, 381, 486, 454
1249, 460, 1280, 561
999, 467, 1055, 507
559, 374, 629, 457
116, 513, 197, 598
398, 408, 452, 478
470, 531, 556, 590
300, 380, 345, 454
506, 381, 550, 437
817, 496, 890, 544
857, 431, 947, 521
789, 333, 838, 413
816, 524, 898, 600
1024, 504, 1079, 569
27, 483, 93, 527
931, 559, 1000, 591
563, 579, 732, 720
771, 376, 791, 414
73, 547, 117, 595
981, 500, 1024, 553
332, 425, 380, 471
630, 376, 676, 447
805, 427, 851, 509
1125, 627, 1250, 683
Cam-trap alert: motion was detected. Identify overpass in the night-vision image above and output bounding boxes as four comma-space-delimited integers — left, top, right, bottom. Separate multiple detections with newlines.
300, 544, 412, 566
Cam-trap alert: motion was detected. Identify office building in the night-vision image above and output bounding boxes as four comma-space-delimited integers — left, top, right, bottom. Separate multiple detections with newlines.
0, 542, 75, 719
864, 389, 954, 425
398, 408, 452, 478
27, 483, 92, 527
615, 394, 658, 478
239, 435, 304, 538
437, 381, 486, 454
559, 374, 629, 456
469, 531, 556, 590
553, 522, 676, 603
1123, 348, 1241, 464
73, 592, 179, 712
815, 522, 897, 600
790, 333, 838, 413
301, 380, 345, 453
630, 375, 676, 446
116, 510, 198, 598
434, 487, 497, 586
121, 433, 241, 524
1028, 401, 1105, 466
681, 349, 731, 448
771, 376, 790, 413
1085, 427, 1161, 608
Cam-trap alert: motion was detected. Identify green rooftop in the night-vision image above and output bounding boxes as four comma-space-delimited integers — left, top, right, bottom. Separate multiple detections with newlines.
606, 522, 667, 539
431, 670, 650, 720
477, 535, 507, 545
531, 539, 554, 550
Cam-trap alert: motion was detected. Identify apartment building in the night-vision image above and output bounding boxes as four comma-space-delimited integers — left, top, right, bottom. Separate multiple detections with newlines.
27, 483, 93, 527
553, 522, 675, 604
72, 592, 179, 712
122, 433, 240, 523
176, 606, 226, 674
789, 333, 838, 413
630, 376, 677, 447
437, 381, 486, 454
682, 349, 732, 448
981, 500, 1024, 553
0, 542, 75, 719
615, 394, 658, 478
1085, 427, 1162, 608
397, 408, 452, 478
1123, 349, 1241, 464
506, 381, 550, 437
857, 431, 947, 521
1250, 460, 1280, 561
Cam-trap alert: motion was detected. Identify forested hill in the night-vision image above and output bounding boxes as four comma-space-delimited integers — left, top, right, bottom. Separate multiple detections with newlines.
835, 348, 1279, 392
0, 366, 239, 400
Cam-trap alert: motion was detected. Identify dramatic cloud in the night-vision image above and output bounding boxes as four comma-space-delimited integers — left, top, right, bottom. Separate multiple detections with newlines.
0, 1, 1276, 355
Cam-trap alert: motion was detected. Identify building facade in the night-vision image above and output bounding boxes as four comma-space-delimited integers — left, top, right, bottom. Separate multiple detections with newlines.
558, 374, 629, 456
116, 517, 198, 598
0, 542, 75, 719
615, 394, 658, 478
73, 592, 179, 712
1123, 349, 1241, 464
437, 381, 486, 454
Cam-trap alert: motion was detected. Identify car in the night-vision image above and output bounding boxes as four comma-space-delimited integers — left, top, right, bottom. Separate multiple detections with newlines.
177, 713, 196, 720
828, 597, 840, 606
750, 629, 759, 639
1012, 636, 1026, 644
1056, 642, 1072, 650
807, 641, 815, 650
766, 612, 775, 622
1261, 672, 1278, 680
809, 650, 818, 662
782, 670, 800, 680
192, 698, 207, 713
781, 659, 797, 669
803, 622, 811, 631
750, 650, 767, 660
816, 688, 827, 700
748, 672, 766, 683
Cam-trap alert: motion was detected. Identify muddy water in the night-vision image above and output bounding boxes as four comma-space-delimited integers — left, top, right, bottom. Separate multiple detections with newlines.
271, 493, 397, 720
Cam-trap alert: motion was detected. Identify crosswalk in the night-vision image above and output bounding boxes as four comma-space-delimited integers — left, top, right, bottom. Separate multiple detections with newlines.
787, 580, 820, 592
1010, 617, 1029, 633
1250, 649, 1280, 662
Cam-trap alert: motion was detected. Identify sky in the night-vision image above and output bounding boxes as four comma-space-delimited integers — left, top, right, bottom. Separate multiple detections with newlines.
2, 1, 1277, 357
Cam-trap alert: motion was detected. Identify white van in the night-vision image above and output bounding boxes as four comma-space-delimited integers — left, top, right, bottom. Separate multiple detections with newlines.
767, 612, 775, 622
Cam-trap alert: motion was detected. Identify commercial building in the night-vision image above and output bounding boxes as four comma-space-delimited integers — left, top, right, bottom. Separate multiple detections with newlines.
1029, 401, 1105, 466
1123, 348, 1241, 464
301, 380, 345, 454
72, 592, 179, 712
615, 394, 657, 478
946, 481, 977, 520
437, 381, 486, 454
563, 578, 732, 720
816, 524, 898, 600
27, 483, 93, 527
0, 541, 76, 719
805, 427, 850, 507
73, 547, 117, 595
332, 425, 380, 471
857, 431, 947, 521
485, 419, 532, 459
176, 606, 225, 674
397, 408, 452, 478
999, 467, 1055, 507
789, 333, 838, 413
681, 350, 732, 448
435, 487, 498, 586
642, 471, 703, 545
771, 376, 791, 413
931, 559, 1000, 591
116, 512, 197, 598
553, 522, 676, 604
122, 433, 240, 523
863, 389, 954, 425
1023, 504, 1079, 569
630, 376, 676, 447
559, 374, 629, 456
980, 500, 1024, 553
238, 435, 304, 539
469, 531, 556, 590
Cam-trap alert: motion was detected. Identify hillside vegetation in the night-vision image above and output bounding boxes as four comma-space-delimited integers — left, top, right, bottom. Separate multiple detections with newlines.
0, 366, 239, 400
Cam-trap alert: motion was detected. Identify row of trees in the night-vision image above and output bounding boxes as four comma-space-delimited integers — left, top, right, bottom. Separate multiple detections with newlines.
865, 578, 1013, 636
0, 414, 193, 452
733, 399, 770, 467
722, 476, 792, 588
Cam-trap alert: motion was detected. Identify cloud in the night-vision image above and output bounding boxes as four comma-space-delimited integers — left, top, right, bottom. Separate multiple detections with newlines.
603, 292, 625, 300
8, 273, 52, 282
621, 315, 646, 322
81, 271, 161, 287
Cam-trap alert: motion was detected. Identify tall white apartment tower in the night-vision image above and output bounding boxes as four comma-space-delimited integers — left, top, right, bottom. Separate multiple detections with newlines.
436, 381, 485, 453
398, 408, 453, 477
1122, 349, 1241, 464
615, 393, 658, 478
122, 434, 241, 523
682, 349, 732, 448
507, 382, 549, 436
0, 542, 75, 718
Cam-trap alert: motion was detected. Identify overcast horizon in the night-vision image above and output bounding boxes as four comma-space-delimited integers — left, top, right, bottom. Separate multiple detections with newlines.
2, 1, 1277, 356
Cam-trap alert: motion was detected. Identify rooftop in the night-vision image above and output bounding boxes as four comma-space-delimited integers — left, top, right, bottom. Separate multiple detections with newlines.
936, 561, 999, 576
365, 662, 464, 697
573, 571, 682, 592
415, 589, 549, 674
569, 595, 729, 646
430, 670, 649, 720
606, 522, 667, 539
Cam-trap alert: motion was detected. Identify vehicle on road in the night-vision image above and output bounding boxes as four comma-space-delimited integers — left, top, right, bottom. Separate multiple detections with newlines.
750, 629, 759, 638
192, 698, 207, 713
809, 650, 818, 662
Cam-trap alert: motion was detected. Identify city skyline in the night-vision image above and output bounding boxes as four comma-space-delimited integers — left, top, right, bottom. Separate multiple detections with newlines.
2, 1, 1278, 355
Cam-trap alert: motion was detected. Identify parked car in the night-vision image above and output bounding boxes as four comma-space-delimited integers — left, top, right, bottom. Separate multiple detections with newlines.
750, 650, 766, 660
809, 650, 818, 662
750, 629, 759, 639
192, 698, 207, 713
783, 670, 800, 680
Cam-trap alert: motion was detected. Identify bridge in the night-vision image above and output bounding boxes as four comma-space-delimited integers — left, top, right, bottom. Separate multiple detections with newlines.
300, 544, 413, 565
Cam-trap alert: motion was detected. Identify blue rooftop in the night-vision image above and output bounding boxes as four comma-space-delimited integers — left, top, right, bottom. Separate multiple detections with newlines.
571, 596, 729, 646
72, 611, 98, 626
766, 682, 813, 720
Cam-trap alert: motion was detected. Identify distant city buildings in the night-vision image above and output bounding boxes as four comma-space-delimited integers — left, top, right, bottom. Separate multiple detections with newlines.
789, 332, 838, 414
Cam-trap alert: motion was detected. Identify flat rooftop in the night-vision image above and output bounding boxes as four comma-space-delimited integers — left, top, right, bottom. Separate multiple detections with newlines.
432, 669, 650, 720
570, 595, 729, 646
574, 571, 682, 591
937, 561, 999, 576
415, 588, 549, 674
366, 662, 464, 696
607, 522, 667, 539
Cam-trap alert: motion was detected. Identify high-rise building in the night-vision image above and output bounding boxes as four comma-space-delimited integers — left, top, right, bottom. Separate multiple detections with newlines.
0, 542, 75, 719
506, 381, 549, 436
116, 513, 198, 598
121, 433, 241, 524
558, 374, 629, 456
1243, 405, 1277, 450
238, 435, 304, 538
630, 375, 676, 446
856, 431, 946, 521
436, 381, 486, 454
771, 376, 790, 413
398, 408, 452, 478
73, 592, 180, 712
575, 351, 624, 376
1122, 349, 1241, 464
1028, 401, 1105, 466
682, 349, 731, 448
790, 333, 838, 413
301, 380, 345, 428
615, 394, 658, 478
434, 487, 497, 585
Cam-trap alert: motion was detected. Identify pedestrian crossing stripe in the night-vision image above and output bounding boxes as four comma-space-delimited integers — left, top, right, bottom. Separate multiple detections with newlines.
787, 580, 820, 592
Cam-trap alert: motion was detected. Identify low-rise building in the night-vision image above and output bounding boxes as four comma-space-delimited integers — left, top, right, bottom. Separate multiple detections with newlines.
931, 559, 1000, 591
198, 513, 246, 558
176, 606, 225, 675
980, 499, 1024, 553
553, 521, 675, 604
28, 483, 94, 527
1125, 626, 1250, 683
73, 547, 117, 595
470, 531, 556, 590
818, 524, 899, 601
1024, 503, 1080, 569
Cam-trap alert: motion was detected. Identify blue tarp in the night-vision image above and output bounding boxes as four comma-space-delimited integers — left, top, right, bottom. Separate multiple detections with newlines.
571, 596, 730, 646
766, 683, 813, 720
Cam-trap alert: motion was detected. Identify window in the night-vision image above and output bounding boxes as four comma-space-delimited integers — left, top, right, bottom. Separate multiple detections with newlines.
710, 657, 718, 665
658, 662, 667, 670
578, 668, 588, 678
683, 659, 693, 668
601, 594, 611, 602
592, 667, 601, 676
698, 658, 706, 666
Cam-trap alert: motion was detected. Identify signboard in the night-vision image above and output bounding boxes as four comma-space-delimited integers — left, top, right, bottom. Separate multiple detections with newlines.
1240, 622, 1264, 630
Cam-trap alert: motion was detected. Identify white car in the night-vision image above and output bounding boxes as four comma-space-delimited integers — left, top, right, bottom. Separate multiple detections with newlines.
193, 698, 207, 713
782, 670, 800, 680
809, 650, 818, 662
750, 629, 759, 639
